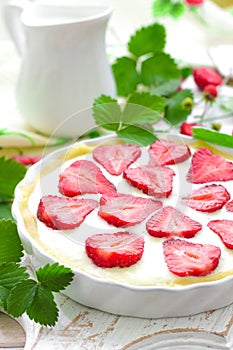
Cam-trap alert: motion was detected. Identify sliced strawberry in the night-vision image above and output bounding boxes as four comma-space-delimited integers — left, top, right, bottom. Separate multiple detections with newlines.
85, 232, 144, 268
182, 184, 230, 212
163, 238, 221, 277
37, 195, 98, 230
148, 139, 191, 166
98, 193, 162, 227
208, 220, 233, 249
12, 154, 42, 166
123, 165, 175, 198
59, 160, 116, 196
146, 206, 202, 238
186, 148, 233, 184
226, 200, 233, 212
93, 144, 141, 175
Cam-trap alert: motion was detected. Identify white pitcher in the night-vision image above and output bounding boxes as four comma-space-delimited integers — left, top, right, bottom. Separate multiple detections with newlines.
4, 1, 116, 137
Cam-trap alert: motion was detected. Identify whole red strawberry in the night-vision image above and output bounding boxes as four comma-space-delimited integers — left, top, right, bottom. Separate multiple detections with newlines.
180, 122, 200, 136
193, 67, 222, 90
185, 0, 204, 5
203, 84, 218, 100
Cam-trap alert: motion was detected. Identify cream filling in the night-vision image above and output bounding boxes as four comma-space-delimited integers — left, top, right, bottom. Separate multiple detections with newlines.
20, 140, 233, 287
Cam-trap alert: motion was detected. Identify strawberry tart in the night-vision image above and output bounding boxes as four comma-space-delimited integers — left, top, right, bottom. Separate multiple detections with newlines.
12, 134, 233, 318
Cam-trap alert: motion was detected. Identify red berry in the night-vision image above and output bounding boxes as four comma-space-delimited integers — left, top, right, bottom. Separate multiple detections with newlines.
85, 232, 144, 268
184, 0, 204, 6
98, 193, 162, 227
93, 144, 141, 176
163, 238, 221, 277
12, 154, 42, 166
148, 139, 191, 165
203, 84, 218, 100
182, 184, 230, 213
180, 122, 200, 136
193, 67, 222, 90
123, 165, 175, 198
146, 206, 202, 238
59, 160, 116, 196
186, 148, 233, 184
208, 220, 233, 249
37, 195, 98, 230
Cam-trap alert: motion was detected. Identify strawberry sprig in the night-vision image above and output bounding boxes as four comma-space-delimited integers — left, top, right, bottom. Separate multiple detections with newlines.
152, 0, 204, 20
0, 219, 74, 326
0, 157, 74, 326
91, 23, 194, 146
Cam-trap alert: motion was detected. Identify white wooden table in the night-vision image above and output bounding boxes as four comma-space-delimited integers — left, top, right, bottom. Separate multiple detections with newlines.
2, 294, 233, 350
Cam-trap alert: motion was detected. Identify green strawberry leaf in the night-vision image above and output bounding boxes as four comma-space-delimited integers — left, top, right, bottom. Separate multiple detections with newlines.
152, 0, 173, 17
26, 285, 58, 326
141, 52, 180, 86
165, 89, 194, 125
0, 157, 26, 199
128, 23, 166, 57
93, 95, 121, 131
0, 220, 24, 264
149, 78, 181, 96
170, 2, 186, 18
122, 92, 166, 125
36, 263, 74, 292
179, 66, 192, 79
192, 128, 233, 148
7, 279, 37, 317
0, 263, 28, 289
112, 57, 140, 97
0, 203, 13, 220
0, 286, 10, 309
117, 125, 157, 146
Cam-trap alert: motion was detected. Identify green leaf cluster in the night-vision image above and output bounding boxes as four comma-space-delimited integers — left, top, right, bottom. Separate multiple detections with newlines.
92, 23, 194, 145
112, 23, 180, 98
0, 157, 74, 326
93, 93, 166, 145
152, 0, 186, 19
0, 157, 27, 219
0, 219, 74, 326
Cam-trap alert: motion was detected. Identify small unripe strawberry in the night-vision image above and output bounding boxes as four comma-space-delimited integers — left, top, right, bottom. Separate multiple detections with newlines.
203, 84, 218, 101
184, 0, 204, 6
181, 97, 194, 111
193, 67, 222, 90
211, 123, 221, 131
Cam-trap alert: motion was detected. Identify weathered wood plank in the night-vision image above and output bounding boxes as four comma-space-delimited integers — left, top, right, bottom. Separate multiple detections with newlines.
11, 294, 233, 350
0, 312, 25, 347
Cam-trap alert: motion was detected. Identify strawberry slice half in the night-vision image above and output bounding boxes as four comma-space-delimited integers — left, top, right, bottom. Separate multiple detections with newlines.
186, 148, 233, 184
85, 232, 144, 268
37, 195, 98, 230
98, 193, 162, 227
182, 184, 230, 212
12, 154, 42, 166
148, 140, 191, 166
59, 160, 116, 196
163, 238, 221, 277
226, 200, 233, 212
146, 206, 202, 238
208, 220, 233, 249
93, 144, 141, 175
123, 165, 175, 198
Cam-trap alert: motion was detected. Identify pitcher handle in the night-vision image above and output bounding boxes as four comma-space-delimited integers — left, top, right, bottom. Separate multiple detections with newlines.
3, 0, 30, 55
